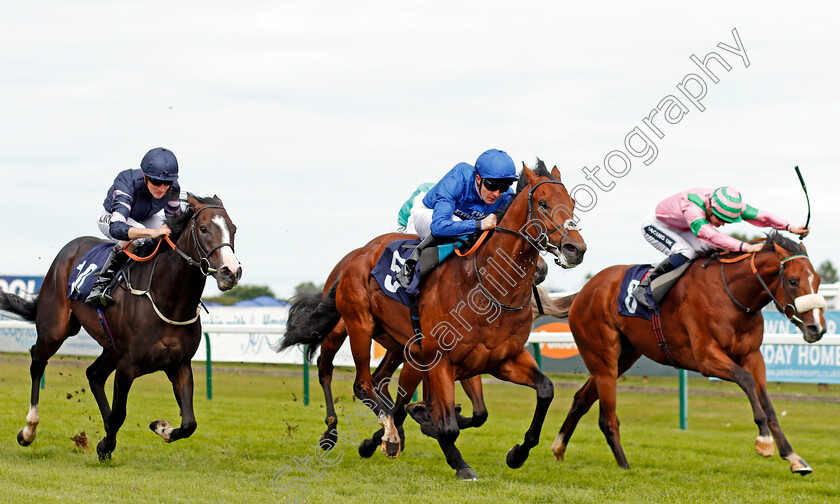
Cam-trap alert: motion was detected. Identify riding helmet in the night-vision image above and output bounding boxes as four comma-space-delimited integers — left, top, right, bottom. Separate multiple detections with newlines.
475, 149, 516, 180
140, 147, 179, 182
710, 186, 745, 223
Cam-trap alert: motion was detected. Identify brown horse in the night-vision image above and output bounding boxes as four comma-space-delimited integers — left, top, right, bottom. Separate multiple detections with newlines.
550, 232, 826, 475
304, 250, 551, 458
281, 160, 586, 479
0, 195, 242, 460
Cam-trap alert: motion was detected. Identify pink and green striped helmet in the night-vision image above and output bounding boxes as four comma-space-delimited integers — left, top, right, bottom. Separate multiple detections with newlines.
709, 186, 745, 223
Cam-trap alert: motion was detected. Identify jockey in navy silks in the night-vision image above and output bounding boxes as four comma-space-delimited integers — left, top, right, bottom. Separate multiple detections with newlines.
396, 148, 518, 286
86, 147, 183, 307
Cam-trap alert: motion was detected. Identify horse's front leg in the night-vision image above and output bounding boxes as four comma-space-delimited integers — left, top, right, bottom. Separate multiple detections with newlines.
456, 375, 488, 429
97, 362, 136, 460
150, 362, 197, 442
741, 351, 812, 475
423, 361, 474, 479
490, 349, 554, 470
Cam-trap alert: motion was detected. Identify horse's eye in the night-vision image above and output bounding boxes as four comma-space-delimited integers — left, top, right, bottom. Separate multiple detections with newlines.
788, 278, 799, 287
539, 201, 548, 209
199, 226, 208, 233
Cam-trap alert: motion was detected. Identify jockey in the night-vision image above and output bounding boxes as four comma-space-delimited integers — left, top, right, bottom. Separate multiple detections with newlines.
396, 148, 517, 286
86, 147, 183, 308
632, 186, 809, 309
393, 182, 435, 233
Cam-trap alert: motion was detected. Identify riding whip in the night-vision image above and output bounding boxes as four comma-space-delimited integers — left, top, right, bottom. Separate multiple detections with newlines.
793, 165, 810, 240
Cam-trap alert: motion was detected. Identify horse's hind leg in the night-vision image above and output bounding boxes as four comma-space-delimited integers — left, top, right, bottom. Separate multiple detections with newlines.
151, 362, 197, 443
317, 321, 347, 450
359, 361, 416, 458
18, 313, 77, 446
741, 351, 811, 475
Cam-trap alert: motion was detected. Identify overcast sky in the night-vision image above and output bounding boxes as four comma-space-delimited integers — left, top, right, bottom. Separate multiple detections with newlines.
1, 1, 838, 298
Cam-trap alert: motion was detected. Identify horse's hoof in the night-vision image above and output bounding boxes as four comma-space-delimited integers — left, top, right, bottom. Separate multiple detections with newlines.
787, 454, 813, 476
358, 438, 378, 458
506, 444, 527, 469
96, 438, 112, 461
150, 420, 173, 442
455, 467, 478, 480
551, 435, 566, 462
755, 435, 774, 457
319, 431, 338, 451
16, 429, 32, 447
380, 439, 401, 459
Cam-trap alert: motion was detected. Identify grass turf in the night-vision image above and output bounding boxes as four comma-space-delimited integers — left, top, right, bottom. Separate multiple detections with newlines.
0, 353, 838, 503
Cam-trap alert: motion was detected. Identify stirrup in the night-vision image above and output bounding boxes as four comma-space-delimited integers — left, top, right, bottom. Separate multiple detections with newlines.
396, 260, 415, 289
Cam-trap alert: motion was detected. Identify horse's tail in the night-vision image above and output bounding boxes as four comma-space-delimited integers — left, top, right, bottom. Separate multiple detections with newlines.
275, 281, 342, 362
0, 291, 38, 322
549, 291, 578, 319
532, 286, 579, 319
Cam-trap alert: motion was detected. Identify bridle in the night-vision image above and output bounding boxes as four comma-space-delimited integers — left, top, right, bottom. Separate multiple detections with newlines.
475, 179, 578, 311
718, 251, 812, 324
494, 179, 579, 254
172, 204, 236, 277
120, 204, 235, 325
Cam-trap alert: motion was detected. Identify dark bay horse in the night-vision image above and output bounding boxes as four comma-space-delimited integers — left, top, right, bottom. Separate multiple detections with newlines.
281, 161, 586, 479
0, 195, 242, 460
550, 232, 826, 475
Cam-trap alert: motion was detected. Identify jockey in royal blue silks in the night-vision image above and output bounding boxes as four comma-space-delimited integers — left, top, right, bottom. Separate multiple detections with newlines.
396, 148, 518, 286
86, 147, 183, 308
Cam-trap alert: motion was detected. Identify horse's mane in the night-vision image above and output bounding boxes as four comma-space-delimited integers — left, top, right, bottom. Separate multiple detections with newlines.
166, 194, 222, 242
695, 230, 806, 260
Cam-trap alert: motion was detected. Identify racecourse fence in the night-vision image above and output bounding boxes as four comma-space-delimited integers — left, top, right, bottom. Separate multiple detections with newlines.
2, 309, 839, 431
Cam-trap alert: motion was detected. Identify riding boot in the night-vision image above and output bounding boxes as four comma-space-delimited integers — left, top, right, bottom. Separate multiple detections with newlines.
396, 235, 435, 289
85, 244, 129, 308
632, 255, 681, 310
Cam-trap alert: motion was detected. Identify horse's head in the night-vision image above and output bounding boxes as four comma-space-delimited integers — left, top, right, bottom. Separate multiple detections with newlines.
762, 233, 826, 343
181, 195, 243, 291
512, 160, 586, 269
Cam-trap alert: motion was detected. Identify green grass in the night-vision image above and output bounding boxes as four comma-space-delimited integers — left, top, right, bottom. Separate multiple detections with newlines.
1, 353, 838, 503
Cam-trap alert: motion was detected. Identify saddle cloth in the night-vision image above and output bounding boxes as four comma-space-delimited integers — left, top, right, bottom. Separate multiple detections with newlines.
617, 261, 692, 321
370, 238, 460, 307
67, 243, 119, 301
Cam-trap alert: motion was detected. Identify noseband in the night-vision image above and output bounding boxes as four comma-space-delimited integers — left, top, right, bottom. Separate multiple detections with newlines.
495, 179, 579, 254
171, 204, 236, 277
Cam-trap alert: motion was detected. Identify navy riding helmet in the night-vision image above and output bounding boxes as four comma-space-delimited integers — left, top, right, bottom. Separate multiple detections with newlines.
140, 147, 179, 182
475, 148, 516, 180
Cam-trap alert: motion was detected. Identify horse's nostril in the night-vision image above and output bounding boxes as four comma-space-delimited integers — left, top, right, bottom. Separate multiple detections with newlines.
562, 244, 579, 255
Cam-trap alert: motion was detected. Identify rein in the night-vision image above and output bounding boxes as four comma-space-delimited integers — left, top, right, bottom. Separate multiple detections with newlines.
474, 179, 576, 311
718, 251, 809, 323
120, 204, 232, 325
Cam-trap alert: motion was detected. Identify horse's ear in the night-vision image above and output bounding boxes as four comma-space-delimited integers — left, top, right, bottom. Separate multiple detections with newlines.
773, 242, 788, 257
551, 166, 562, 182
523, 166, 538, 186
213, 194, 224, 206
187, 194, 203, 212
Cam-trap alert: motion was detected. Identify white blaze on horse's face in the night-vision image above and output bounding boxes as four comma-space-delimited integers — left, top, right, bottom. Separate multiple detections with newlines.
211, 215, 241, 282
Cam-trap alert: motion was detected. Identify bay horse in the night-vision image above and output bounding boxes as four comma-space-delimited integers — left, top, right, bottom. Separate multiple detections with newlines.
300, 249, 552, 458
0, 195, 242, 460
550, 232, 826, 475
281, 161, 586, 479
